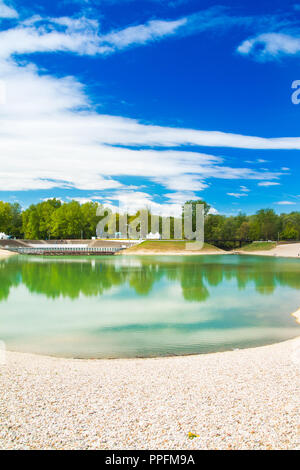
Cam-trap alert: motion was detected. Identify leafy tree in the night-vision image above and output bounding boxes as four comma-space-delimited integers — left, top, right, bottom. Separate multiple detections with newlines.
0, 201, 13, 234
237, 221, 251, 240
255, 209, 280, 240
280, 225, 299, 240
22, 199, 62, 239
22, 205, 40, 239
80, 202, 101, 238
10, 203, 23, 237
1, 198, 300, 244
51, 201, 82, 239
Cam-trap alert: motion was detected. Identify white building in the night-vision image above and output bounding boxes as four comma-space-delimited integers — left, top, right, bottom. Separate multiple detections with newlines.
0, 233, 10, 240
146, 232, 162, 240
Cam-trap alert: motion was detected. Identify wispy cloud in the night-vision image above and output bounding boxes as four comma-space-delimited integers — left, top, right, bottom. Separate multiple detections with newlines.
152, 175, 208, 192
0, 0, 18, 19
0, 56, 286, 194
0, 3, 294, 198
0, 5, 285, 59
276, 201, 296, 205
0, 9, 222, 58
0, 16, 108, 58
227, 193, 248, 198
238, 32, 300, 61
258, 182, 281, 187
101, 17, 187, 50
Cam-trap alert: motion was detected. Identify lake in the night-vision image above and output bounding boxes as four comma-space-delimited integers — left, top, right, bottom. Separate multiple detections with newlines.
0, 254, 300, 358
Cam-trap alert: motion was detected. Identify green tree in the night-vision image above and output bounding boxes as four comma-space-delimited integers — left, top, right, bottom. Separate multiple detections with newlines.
51, 201, 83, 239
22, 205, 40, 239
9, 203, 23, 237
237, 221, 251, 240
254, 209, 279, 240
80, 202, 101, 239
280, 225, 299, 240
22, 199, 61, 239
0, 201, 13, 234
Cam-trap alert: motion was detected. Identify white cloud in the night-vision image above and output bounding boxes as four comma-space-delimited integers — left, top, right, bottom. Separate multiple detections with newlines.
101, 18, 187, 49
208, 207, 219, 215
240, 185, 250, 192
0, 7, 295, 199
164, 192, 198, 204
66, 196, 100, 204
152, 175, 208, 191
0, 17, 109, 58
0, 57, 284, 193
276, 201, 296, 205
104, 190, 185, 217
0, 0, 18, 19
237, 32, 300, 60
0, 8, 229, 59
0, 6, 285, 60
227, 193, 248, 198
258, 182, 281, 187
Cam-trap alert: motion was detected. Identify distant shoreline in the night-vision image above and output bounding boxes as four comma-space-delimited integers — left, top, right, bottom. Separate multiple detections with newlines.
2, 242, 300, 258
119, 249, 226, 256
236, 242, 300, 259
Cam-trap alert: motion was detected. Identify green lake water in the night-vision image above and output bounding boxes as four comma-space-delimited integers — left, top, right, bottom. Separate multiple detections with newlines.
0, 254, 300, 358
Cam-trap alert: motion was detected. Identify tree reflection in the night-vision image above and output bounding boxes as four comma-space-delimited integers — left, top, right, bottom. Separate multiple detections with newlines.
1, 255, 300, 302
0, 259, 21, 301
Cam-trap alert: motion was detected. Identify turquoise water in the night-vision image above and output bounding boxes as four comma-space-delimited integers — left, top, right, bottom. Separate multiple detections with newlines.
0, 254, 300, 358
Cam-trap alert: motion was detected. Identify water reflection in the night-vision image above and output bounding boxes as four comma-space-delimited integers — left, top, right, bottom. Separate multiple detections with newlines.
1, 255, 300, 358
1, 254, 300, 302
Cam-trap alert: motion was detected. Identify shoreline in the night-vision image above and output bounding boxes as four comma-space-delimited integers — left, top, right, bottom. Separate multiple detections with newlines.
119, 249, 226, 256
2, 243, 300, 258
0, 249, 17, 259
4, 331, 300, 361
1, 337, 299, 450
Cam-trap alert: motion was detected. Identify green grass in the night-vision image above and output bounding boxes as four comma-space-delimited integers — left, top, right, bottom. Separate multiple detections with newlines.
124, 240, 222, 253
241, 241, 277, 252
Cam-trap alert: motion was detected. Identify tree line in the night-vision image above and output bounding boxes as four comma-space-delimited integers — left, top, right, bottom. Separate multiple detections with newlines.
0, 198, 300, 243
0, 199, 100, 239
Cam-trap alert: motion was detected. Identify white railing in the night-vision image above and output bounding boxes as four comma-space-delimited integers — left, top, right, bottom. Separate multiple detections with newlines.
6, 246, 124, 254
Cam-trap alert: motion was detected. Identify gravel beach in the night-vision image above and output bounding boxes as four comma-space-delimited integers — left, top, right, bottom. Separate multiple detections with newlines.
0, 338, 299, 450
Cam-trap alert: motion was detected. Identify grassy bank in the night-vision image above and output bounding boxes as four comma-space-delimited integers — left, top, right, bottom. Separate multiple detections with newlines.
241, 242, 277, 252
122, 240, 223, 254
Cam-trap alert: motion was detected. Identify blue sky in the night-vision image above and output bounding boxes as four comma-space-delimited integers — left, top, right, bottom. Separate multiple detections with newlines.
0, 0, 300, 215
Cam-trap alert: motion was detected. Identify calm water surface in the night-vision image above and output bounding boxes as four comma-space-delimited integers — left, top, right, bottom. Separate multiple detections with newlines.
0, 254, 300, 358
